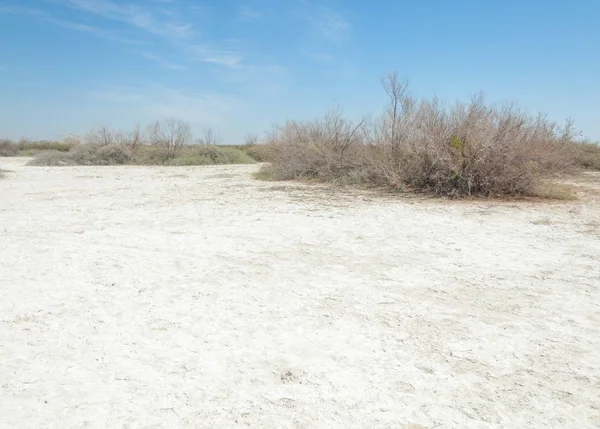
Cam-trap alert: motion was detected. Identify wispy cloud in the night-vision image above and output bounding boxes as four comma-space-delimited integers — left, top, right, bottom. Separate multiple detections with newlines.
193, 46, 244, 69
137, 51, 186, 70
59, 0, 254, 71
236, 5, 262, 22
0, 5, 144, 44
2, 0, 289, 87
307, 6, 351, 41
64, 0, 195, 40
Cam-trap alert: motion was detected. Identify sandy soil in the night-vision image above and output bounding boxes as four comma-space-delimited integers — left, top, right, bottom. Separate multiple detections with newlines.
1, 157, 599, 429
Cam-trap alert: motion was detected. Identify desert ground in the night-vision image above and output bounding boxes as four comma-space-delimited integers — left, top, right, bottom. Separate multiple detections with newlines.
1, 156, 599, 429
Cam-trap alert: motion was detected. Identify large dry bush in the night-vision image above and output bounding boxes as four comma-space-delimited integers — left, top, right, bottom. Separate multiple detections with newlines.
367, 81, 575, 196
261, 74, 578, 197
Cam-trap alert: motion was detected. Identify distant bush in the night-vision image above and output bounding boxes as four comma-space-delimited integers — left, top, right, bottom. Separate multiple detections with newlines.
28, 145, 131, 166
242, 144, 271, 162
259, 73, 581, 198
28, 142, 255, 167
20, 140, 71, 152
26, 151, 78, 166
0, 139, 19, 156
131, 146, 173, 165
1, 138, 71, 156
167, 145, 255, 166
223, 143, 271, 162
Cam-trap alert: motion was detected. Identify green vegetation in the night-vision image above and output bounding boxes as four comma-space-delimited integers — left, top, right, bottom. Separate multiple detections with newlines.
19, 118, 268, 166
0, 139, 71, 156
26, 143, 261, 166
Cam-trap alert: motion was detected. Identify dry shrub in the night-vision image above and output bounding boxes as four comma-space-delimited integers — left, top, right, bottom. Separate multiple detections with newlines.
367, 93, 575, 196
146, 118, 191, 157
86, 125, 144, 151
261, 74, 579, 197
195, 128, 223, 146
264, 109, 367, 183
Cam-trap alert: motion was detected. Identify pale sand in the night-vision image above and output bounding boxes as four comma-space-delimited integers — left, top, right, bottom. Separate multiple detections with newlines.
1, 157, 599, 428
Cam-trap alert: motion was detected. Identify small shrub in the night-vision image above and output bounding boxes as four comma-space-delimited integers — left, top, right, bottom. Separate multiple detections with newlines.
86, 125, 144, 150
261, 109, 367, 182
146, 118, 192, 157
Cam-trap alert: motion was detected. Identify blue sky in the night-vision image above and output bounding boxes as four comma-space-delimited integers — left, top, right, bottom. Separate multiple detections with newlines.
1, 0, 599, 143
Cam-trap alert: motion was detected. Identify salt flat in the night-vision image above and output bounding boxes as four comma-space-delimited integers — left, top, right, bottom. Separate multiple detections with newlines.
1, 157, 599, 429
